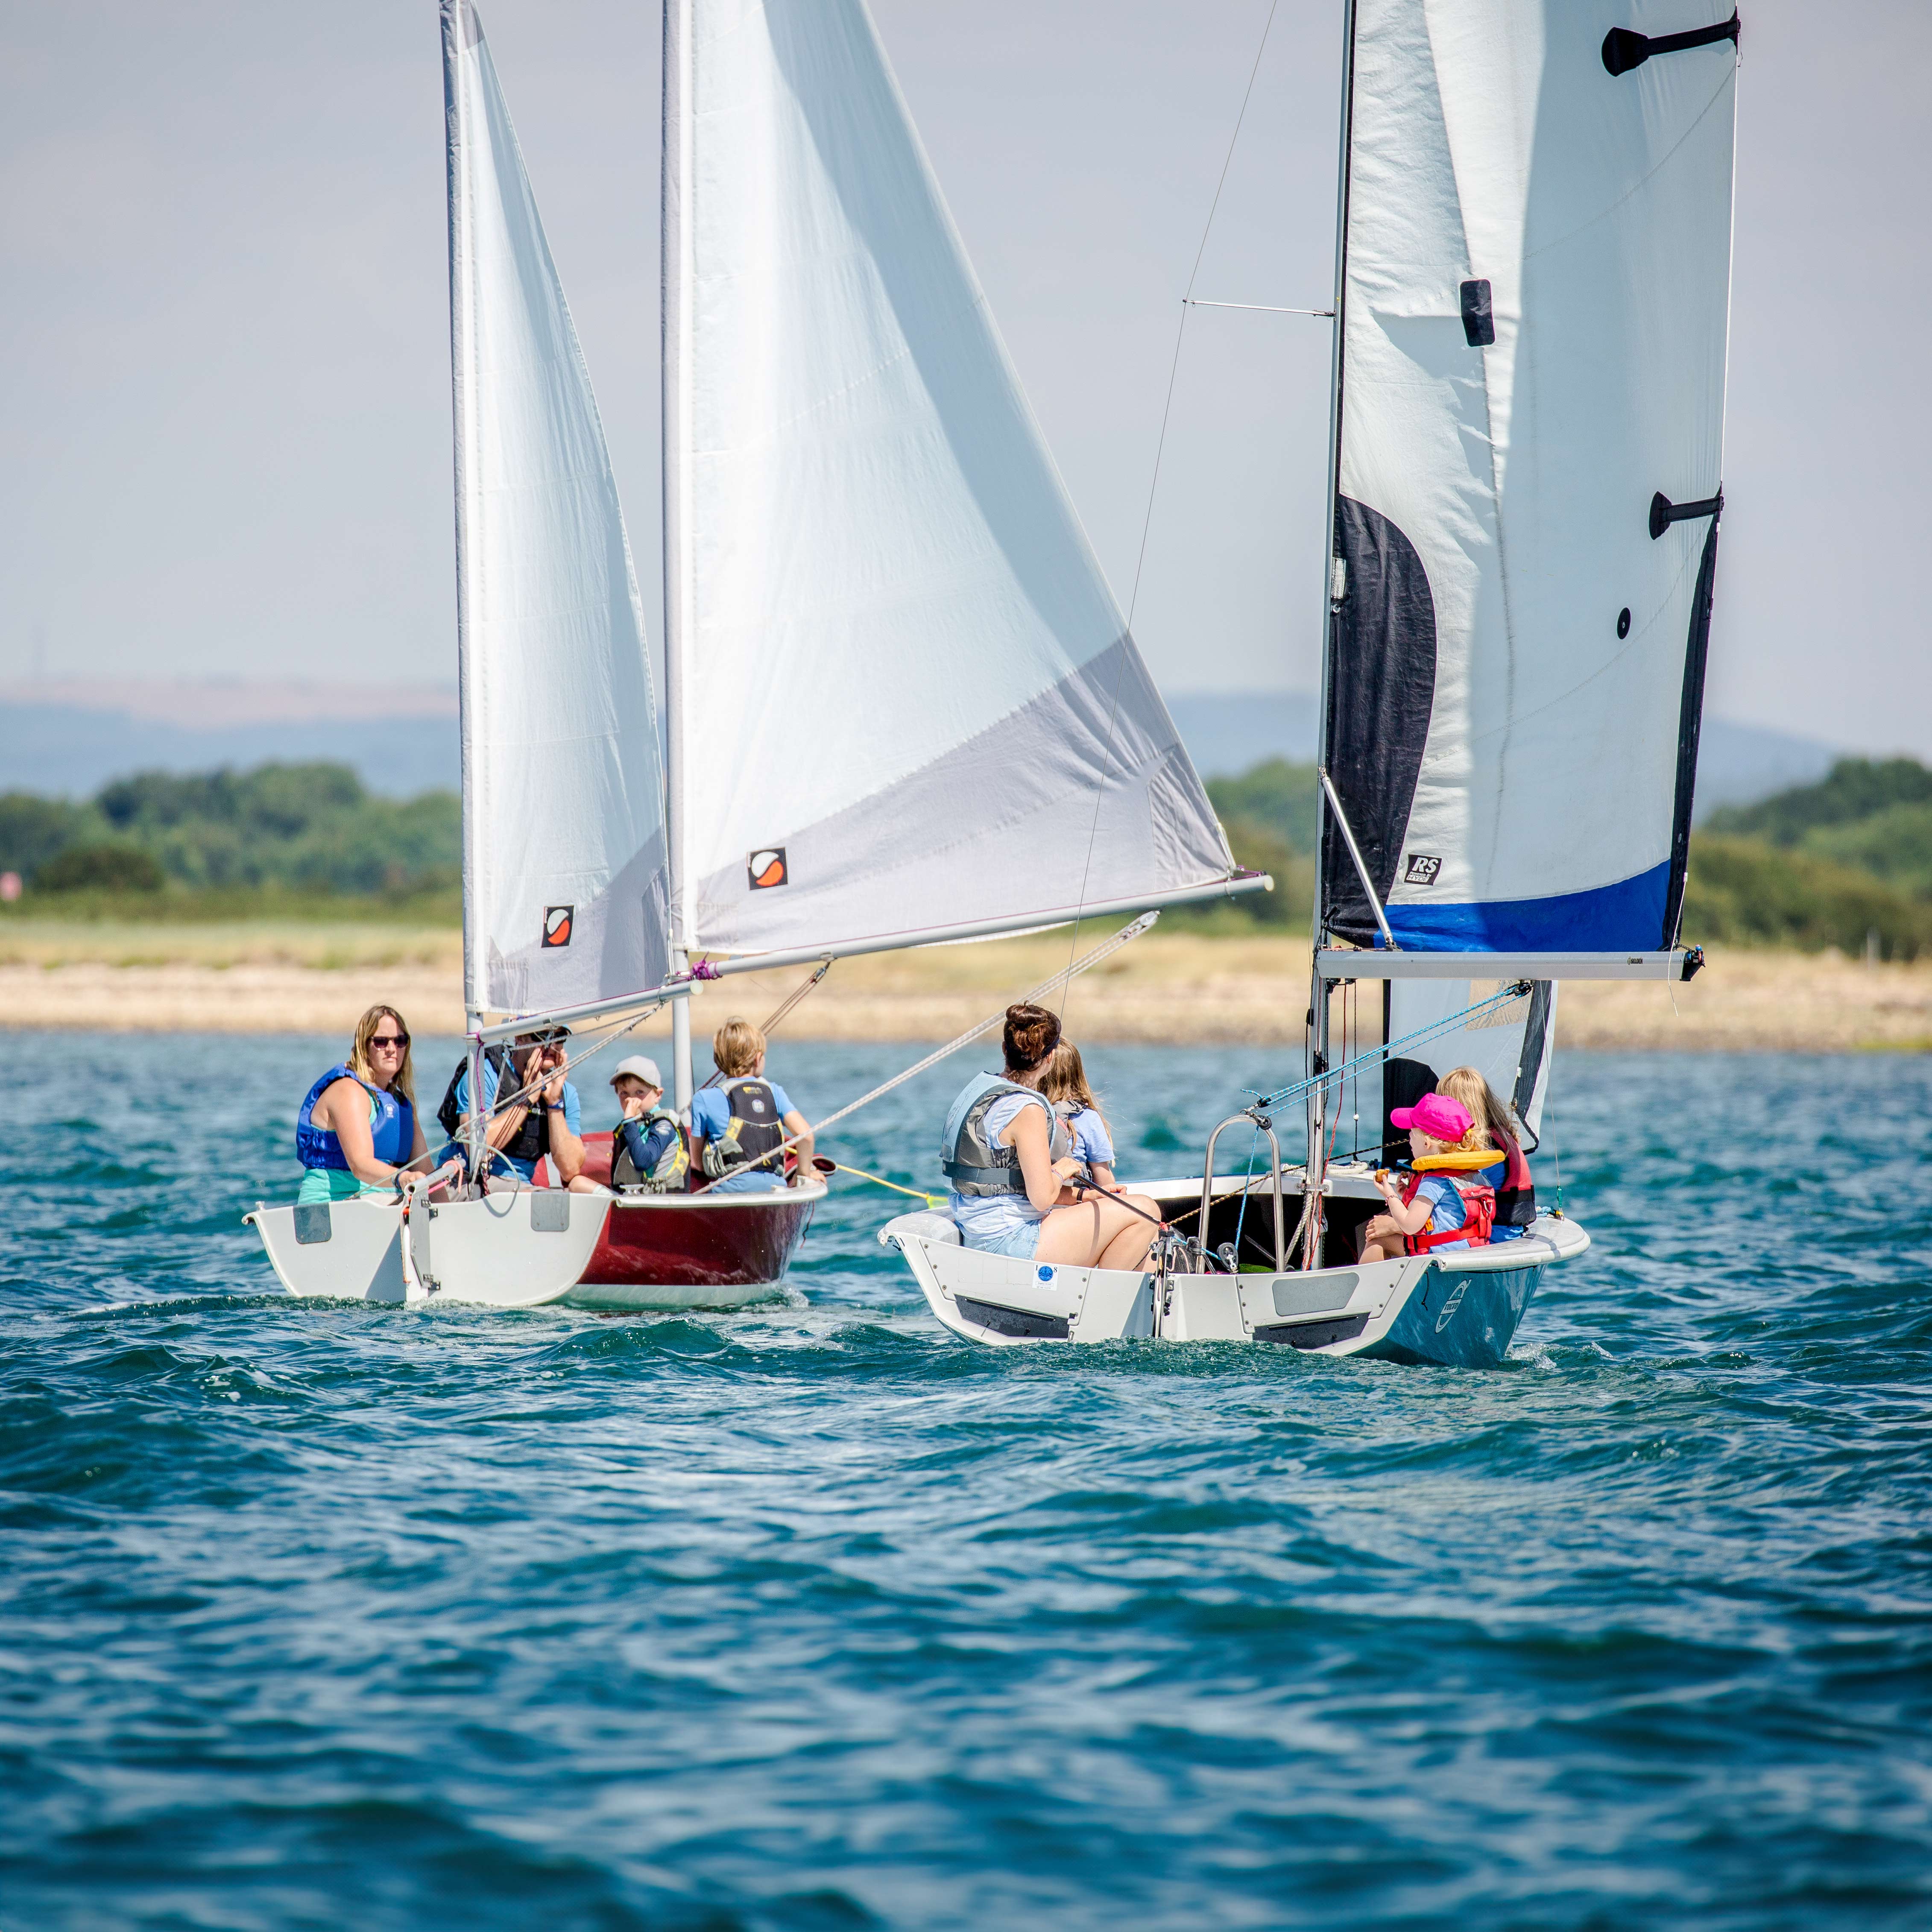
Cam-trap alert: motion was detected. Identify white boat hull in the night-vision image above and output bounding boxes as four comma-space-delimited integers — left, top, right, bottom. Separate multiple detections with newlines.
246, 1191, 609, 1308
881, 1208, 1589, 1367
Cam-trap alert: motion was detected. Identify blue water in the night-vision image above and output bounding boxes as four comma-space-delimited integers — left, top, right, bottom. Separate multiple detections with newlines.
4, 1035, 1930, 1929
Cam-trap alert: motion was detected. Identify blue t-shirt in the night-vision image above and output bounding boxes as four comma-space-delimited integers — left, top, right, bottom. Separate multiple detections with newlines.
691, 1080, 793, 1145
444, 1058, 581, 1182
1411, 1174, 1469, 1250
1060, 1105, 1113, 1169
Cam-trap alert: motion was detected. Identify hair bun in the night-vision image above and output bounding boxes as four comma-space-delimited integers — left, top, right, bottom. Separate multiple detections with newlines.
1002, 1002, 1061, 1073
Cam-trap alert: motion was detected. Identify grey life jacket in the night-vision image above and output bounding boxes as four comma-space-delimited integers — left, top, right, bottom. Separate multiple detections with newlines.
941, 1071, 1072, 1197
612, 1106, 688, 1193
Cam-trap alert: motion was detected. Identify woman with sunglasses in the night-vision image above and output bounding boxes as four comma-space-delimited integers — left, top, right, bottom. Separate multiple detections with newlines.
295, 1004, 429, 1205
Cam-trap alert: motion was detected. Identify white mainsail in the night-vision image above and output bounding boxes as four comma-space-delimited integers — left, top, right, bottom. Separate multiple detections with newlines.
663, 0, 1240, 966
1320, 0, 1739, 959
445, 0, 670, 1018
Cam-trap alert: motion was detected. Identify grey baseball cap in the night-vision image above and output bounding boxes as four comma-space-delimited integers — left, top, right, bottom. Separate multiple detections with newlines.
610, 1055, 664, 1089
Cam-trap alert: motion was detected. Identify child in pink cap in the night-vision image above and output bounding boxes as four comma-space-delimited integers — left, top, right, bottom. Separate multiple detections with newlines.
1358, 1092, 1491, 1263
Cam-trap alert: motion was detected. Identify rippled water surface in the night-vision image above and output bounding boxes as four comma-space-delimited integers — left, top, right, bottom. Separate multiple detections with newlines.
4, 1033, 1930, 1929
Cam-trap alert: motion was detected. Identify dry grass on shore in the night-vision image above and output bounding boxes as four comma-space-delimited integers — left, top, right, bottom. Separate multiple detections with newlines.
0, 919, 1928, 1052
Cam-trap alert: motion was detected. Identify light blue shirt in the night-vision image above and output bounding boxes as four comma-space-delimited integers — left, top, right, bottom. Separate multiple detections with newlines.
1411, 1174, 1470, 1250
1060, 1106, 1113, 1169
691, 1080, 793, 1145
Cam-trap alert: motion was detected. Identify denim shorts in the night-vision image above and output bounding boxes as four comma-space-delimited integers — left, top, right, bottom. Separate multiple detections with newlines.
963, 1219, 1042, 1261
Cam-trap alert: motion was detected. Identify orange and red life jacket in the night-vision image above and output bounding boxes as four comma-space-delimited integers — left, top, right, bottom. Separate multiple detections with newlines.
1399, 1169, 1495, 1256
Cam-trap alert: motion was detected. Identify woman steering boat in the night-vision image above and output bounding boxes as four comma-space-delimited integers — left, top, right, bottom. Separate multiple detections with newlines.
942, 1004, 1162, 1273
295, 1005, 429, 1205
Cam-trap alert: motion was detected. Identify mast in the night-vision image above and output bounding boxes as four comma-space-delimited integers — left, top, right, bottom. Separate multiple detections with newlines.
1305, 0, 1358, 1266
662, 0, 695, 1112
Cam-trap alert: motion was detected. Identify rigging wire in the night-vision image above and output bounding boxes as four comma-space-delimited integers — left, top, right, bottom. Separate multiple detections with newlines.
1055, 0, 1284, 1032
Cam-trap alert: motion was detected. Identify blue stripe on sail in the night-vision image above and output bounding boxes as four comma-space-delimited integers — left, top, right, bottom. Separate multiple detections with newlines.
1383, 860, 1671, 952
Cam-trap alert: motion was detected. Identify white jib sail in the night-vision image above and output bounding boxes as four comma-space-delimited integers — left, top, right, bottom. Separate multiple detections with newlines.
1322, 0, 1737, 955
445, 0, 670, 1016
663, 0, 1235, 962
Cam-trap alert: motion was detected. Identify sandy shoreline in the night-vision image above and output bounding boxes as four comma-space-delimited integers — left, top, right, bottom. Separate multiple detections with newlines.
1, 925, 1927, 1051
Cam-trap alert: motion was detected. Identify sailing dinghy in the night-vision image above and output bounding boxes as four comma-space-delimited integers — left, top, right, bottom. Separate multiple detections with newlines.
251, 0, 1260, 1307
887, 0, 1741, 1364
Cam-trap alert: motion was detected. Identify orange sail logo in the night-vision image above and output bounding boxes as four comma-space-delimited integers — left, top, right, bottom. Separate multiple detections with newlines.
542, 905, 574, 947
747, 848, 788, 890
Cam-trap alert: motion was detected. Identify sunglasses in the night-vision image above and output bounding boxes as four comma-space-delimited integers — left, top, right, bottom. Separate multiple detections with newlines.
369, 1033, 410, 1051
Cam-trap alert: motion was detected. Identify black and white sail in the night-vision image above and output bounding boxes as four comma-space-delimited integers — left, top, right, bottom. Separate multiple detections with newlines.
1319, 0, 1739, 970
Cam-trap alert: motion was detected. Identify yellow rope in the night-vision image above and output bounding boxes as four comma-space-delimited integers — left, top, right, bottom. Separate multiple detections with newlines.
826, 1162, 945, 1208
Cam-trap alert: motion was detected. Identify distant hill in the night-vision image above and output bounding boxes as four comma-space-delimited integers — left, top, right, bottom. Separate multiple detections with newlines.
0, 680, 1840, 820
0, 682, 460, 800
1165, 689, 1838, 818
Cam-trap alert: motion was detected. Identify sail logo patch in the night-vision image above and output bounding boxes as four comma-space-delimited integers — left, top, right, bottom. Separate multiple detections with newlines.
747, 848, 789, 890
1404, 854, 1442, 887
541, 905, 574, 948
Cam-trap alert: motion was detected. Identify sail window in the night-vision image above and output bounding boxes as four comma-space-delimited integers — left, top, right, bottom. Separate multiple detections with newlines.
1459, 279, 1495, 348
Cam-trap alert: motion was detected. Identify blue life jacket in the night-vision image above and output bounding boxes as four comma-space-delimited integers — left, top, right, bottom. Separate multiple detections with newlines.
296, 1063, 415, 1173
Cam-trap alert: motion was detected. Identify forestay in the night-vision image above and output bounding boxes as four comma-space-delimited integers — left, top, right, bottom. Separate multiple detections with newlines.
444, 0, 670, 1016
1321, 0, 1739, 954
664, 0, 1237, 963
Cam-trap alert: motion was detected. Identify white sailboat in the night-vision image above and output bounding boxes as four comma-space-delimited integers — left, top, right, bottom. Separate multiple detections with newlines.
890, 0, 1741, 1363
251, 0, 1259, 1308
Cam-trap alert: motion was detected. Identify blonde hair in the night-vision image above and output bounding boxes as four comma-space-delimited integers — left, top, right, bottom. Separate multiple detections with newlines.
712, 1016, 767, 1078
1437, 1066, 1517, 1150
348, 1004, 415, 1104
1042, 1041, 1109, 1140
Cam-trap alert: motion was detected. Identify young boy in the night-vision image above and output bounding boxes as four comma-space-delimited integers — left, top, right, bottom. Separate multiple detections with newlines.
1358, 1092, 1490, 1263
608, 1056, 688, 1193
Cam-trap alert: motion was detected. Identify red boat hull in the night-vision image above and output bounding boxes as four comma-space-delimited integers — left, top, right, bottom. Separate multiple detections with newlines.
538, 1132, 820, 1305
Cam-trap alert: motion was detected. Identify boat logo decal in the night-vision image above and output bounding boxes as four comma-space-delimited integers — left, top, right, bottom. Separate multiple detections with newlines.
1403, 853, 1442, 887
1435, 1280, 1468, 1332
1037, 1265, 1054, 1283
542, 905, 574, 948
748, 847, 789, 890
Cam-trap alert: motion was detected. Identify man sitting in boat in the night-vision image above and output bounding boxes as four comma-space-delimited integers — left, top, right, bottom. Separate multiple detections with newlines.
296, 1004, 430, 1203
1436, 1066, 1534, 1241
690, 1018, 815, 1193
941, 1003, 1161, 1270
435, 1028, 588, 1189
1358, 1093, 1494, 1264
608, 1055, 688, 1193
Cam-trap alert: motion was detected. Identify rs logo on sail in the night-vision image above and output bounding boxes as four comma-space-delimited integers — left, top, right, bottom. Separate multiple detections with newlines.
541, 905, 573, 948
748, 848, 789, 890
1404, 854, 1442, 886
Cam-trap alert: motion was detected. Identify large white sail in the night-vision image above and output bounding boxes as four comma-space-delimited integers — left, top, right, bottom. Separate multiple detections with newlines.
663, 0, 1238, 964
445, 0, 670, 1016
1320, 0, 1738, 957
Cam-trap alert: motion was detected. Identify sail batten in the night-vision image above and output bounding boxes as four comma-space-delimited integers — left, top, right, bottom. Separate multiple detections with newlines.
444, 0, 670, 1018
668, 0, 1236, 961
1320, 0, 1739, 964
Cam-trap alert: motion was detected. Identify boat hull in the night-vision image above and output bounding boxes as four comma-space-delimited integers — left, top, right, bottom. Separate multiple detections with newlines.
248, 1168, 821, 1311
564, 1189, 820, 1309
881, 1208, 1587, 1368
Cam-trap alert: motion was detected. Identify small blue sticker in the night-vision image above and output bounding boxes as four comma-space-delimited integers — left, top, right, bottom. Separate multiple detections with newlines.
1036, 1265, 1054, 1283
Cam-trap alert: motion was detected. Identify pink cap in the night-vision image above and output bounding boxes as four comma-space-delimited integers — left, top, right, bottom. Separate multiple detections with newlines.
1389, 1093, 1474, 1141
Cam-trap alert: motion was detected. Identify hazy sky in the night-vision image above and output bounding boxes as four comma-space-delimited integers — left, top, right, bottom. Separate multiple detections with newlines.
2, 1, 1927, 752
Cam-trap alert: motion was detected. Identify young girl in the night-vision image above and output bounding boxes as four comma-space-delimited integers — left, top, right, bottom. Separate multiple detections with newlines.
1358, 1092, 1493, 1263
1436, 1065, 1534, 1240
1041, 1040, 1116, 1193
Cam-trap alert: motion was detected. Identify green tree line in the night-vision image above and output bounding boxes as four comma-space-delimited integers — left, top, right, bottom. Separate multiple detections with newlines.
0, 764, 460, 901
1192, 753, 1932, 958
